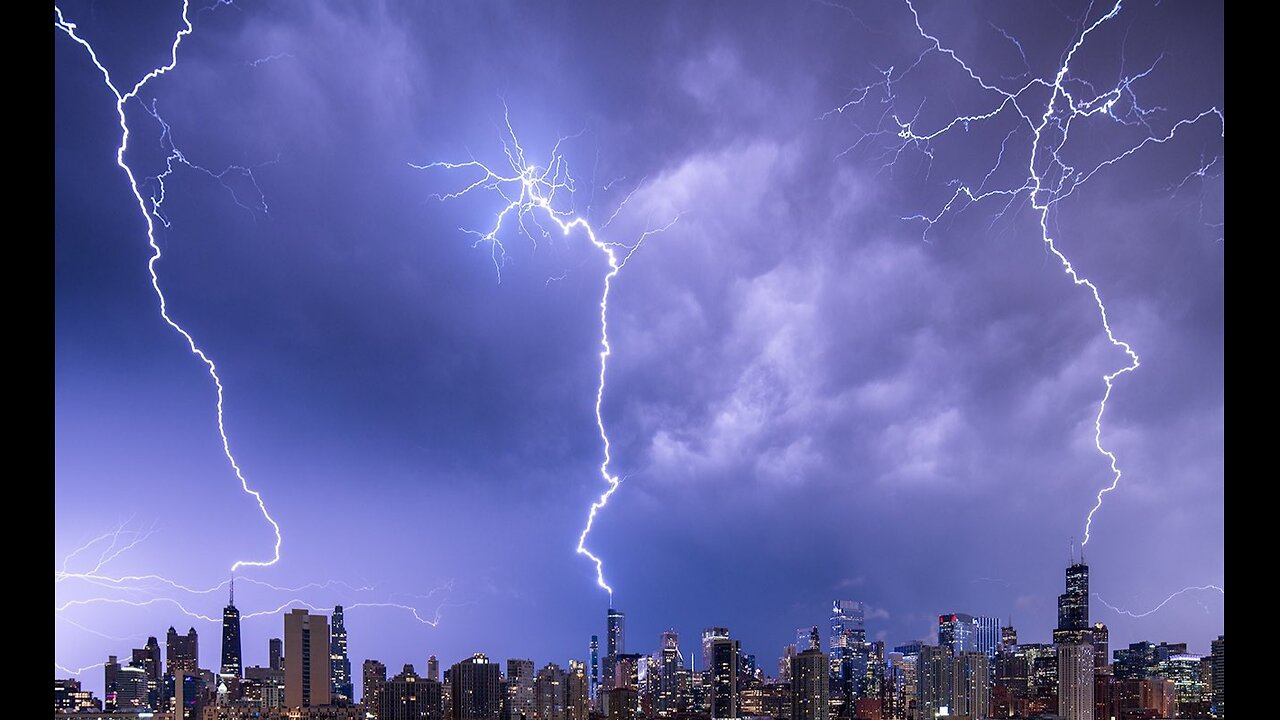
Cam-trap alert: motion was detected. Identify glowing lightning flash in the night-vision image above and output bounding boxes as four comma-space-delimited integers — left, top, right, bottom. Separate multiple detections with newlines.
830, 0, 1223, 547
55, 2, 280, 573
1096, 585, 1224, 619
415, 109, 678, 601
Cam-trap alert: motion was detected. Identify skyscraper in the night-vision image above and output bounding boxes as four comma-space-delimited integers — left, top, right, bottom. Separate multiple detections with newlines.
830, 600, 869, 699
590, 636, 600, 702
383, 664, 443, 720
656, 630, 687, 718
702, 628, 730, 673
1211, 635, 1224, 718
104, 655, 121, 711
131, 636, 162, 709
939, 613, 1001, 661
331, 605, 354, 703
567, 661, 589, 720
430, 656, 441, 683
364, 660, 389, 720
450, 653, 502, 720
1055, 557, 1094, 720
221, 582, 243, 682
507, 659, 536, 720
166, 626, 200, 679
709, 635, 739, 719
284, 608, 331, 708
1091, 623, 1109, 671
605, 609, 626, 691
791, 639, 828, 720
535, 663, 567, 720
270, 638, 283, 672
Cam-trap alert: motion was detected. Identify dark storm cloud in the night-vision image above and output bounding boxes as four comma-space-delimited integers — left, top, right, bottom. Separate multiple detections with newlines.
56, 0, 1222, 697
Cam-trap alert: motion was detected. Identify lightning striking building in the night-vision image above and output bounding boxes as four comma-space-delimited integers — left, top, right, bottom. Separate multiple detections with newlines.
1055, 556, 1094, 720
220, 582, 243, 684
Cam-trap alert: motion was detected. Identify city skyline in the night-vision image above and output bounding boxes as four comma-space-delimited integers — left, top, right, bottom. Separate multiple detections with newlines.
54, 0, 1223, 705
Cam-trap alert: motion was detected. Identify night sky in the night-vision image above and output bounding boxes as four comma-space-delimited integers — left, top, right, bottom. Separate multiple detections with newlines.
54, 0, 1223, 699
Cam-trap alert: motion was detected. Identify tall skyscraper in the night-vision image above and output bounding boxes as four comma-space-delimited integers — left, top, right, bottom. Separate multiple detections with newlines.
450, 653, 501, 720
1091, 623, 1109, 670
605, 609, 626, 691
104, 655, 121, 711
1211, 635, 1224, 718
702, 628, 730, 672
791, 639, 828, 720
132, 636, 162, 709
1055, 556, 1094, 720
656, 630, 687, 718
507, 659, 536, 720
331, 605, 354, 703
270, 638, 283, 672
364, 660, 389, 720
831, 600, 870, 702
284, 608, 331, 708
221, 582, 243, 682
709, 635, 739, 719
953, 652, 990, 719
1053, 560, 1092, 645
917, 645, 953, 719
430, 656, 441, 683
535, 663, 567, 720
590, 636, 600, 702
567, 661, 590, 720
166, 626, 200, 679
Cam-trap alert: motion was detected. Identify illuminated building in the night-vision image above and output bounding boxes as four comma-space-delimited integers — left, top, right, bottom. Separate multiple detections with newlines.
382, 664, 443, 720
330, 606, 353, 703
284, 608, 331, 708
567, 660, 590, 720
450, 653, 501, 720
364, 660, 388, 720
709, 635, 739, 719
1211, 635, 1224, 718
507, 659, 536, 720
791, 637, 828, 720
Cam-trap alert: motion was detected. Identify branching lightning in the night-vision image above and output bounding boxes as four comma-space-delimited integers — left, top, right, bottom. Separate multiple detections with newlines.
55, 0, 281, 573
414, 107, 678, 600
1095, 585, 1224, 618
828, 0, 1223, 547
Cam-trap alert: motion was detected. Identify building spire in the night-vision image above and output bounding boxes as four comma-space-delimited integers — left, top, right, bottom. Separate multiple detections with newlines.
229, 573, 235, 607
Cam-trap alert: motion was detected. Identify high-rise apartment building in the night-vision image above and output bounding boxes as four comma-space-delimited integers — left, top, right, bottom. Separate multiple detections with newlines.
284, 608, 331, 707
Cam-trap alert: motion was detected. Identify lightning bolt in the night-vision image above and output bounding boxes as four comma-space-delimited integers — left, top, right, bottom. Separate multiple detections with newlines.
1095, 586, 1224, 619
414, 106, 679, 600
55, 1, 281, 574
828, 0, 1223, 546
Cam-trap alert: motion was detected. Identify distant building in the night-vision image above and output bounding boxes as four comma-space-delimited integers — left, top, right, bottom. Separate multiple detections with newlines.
270, 638, 283, 672
330, 606, 353, 703
566, 660, 589, 720
221, 583, 243, 684
450, 653, 501, 720
55, 678, 100, 712
364, 660, 388, 719
507, 659, 536, 720
1091, 623, 1109, 671
168, 626, 201, 679
429, 657, 441, 683
590, 636, 600, 703
938, 613, 1001, 661
656, 630, 687, 718
1211, 635, 1224, 718
284, 608, 331, 708
604, 609, 626, 691
791, 638, 827, 720
605, 686, 637, 720
382, 663, 443, 720
708, 635, 739, 719
132, 637, 163, 708
831, 600, 869, 702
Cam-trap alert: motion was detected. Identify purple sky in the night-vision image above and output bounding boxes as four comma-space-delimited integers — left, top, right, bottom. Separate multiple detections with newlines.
55, 0, 1223, 699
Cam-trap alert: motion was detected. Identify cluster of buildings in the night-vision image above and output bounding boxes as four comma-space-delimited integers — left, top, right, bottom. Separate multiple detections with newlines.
54, 560, 1224, 720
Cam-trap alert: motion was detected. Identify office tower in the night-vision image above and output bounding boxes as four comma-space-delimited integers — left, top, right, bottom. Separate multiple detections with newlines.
656, 630, 687, 717
567, 660, 590, 720
270, 638, 284, 672
916, 646, 951, 719
952, 652, 989, 718
708, 635, 739, 719
590, 636, 600, 702
604, 609, 626, 691
450, 653, 502, 720
1058, 643, 1094, 720
1091, 623, 1109, 671
430, 656, 441, 683
1211, 635, 1224, 718
938, 613, 1001, 661
132, 636, 162, 709
105, 655, 121, 711
831, 600, 869, 700
221, 580, 243, 684
284, 608, 332, 707
331, 605, 353, 703
507, 659, 536, 720
606, 686, 638, 720
383, 664, 444, 720
365, 660, 389, 719
117, 664, 149, 709
535, 663, 567, 720
55, 678, 100, 712
791, 639, 828, 720
1001, 625, 1017, 650
167, 626, 200, 679
1053, 559, 1092, 646
778, 645, 796, 684
701, 628, 730, 673
1054, 556, 1093, 720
